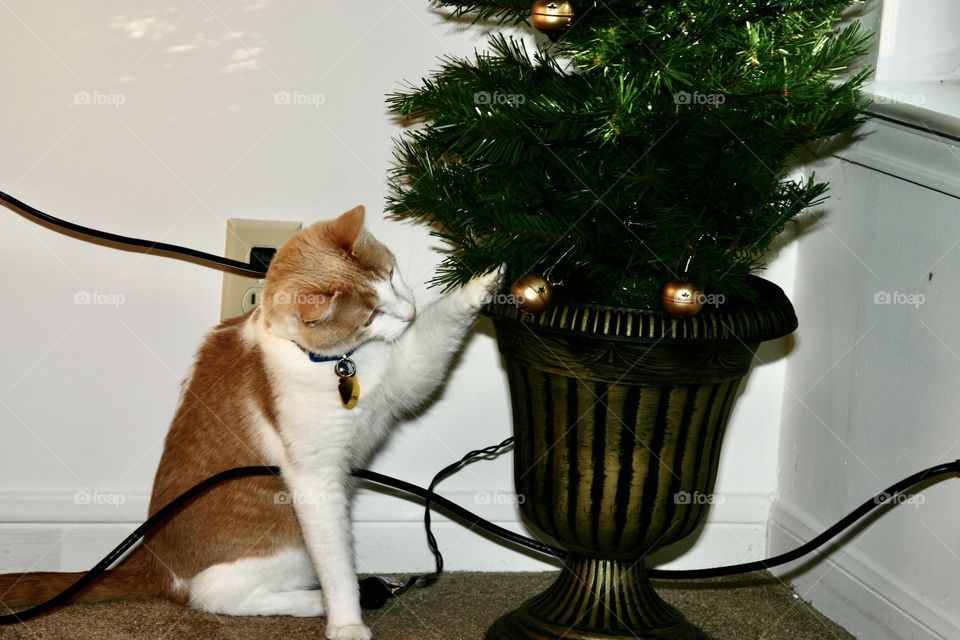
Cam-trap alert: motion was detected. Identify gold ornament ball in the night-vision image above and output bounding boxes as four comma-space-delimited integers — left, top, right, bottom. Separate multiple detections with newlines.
511, 274, 554, 315
661, 280, 704, 318
531, 0, 574, 34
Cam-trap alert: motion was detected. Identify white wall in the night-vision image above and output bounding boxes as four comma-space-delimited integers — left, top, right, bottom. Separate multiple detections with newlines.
0, 1, 791, 575
876, 0, 960, 82
770, 116, 960, 639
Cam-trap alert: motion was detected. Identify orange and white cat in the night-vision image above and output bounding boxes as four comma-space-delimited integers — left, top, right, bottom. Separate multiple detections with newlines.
0, 206, 500, 640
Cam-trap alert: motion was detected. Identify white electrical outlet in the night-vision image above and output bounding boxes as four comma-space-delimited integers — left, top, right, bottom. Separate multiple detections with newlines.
220, 219, 302, 321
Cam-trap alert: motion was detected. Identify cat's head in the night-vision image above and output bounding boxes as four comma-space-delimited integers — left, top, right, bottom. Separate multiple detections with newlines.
260, 206, 416, 355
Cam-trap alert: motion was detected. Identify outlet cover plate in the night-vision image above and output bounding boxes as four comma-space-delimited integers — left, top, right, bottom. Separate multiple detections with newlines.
220, 219, 302, 321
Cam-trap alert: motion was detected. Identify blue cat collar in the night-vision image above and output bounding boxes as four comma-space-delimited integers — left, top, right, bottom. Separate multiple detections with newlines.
294, 342, 353, 363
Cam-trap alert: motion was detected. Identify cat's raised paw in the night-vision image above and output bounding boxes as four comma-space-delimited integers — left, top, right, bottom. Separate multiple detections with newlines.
461, 265, 506, 311
326, 623, 372, 640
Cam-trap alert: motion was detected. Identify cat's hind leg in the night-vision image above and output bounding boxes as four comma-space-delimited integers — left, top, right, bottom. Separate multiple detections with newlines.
188, 547, 324, 617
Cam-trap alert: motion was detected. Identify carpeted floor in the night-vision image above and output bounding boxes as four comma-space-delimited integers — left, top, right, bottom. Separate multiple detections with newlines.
0, 571, 852, 640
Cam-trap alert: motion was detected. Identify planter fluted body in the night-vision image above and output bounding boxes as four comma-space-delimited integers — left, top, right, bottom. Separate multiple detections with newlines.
484, 277, 797, 640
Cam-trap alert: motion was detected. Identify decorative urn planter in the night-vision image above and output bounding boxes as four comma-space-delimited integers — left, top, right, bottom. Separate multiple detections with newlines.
484, 276, 797, 640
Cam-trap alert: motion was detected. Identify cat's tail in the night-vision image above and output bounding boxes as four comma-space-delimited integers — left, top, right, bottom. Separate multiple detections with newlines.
0, 548, 165, 607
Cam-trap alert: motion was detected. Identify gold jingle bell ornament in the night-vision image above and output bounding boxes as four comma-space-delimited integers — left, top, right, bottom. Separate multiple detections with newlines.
661, 280, 704, 318
531, 0, 575, 34
511, 273, 554, 315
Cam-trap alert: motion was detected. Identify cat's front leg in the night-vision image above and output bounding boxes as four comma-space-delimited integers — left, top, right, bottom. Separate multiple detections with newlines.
386, 268, 503, 413
281, 465, 371, 640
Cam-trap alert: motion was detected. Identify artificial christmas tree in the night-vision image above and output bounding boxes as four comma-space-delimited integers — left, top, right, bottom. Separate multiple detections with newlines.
388, 2, 870, 638
388, 0, 869, 309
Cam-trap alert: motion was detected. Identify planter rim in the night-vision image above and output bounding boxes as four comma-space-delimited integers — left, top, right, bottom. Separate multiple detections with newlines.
483, 275, 797, 345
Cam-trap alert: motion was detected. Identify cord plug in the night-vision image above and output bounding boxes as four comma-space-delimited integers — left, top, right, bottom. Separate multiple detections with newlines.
359, 576, 404, 610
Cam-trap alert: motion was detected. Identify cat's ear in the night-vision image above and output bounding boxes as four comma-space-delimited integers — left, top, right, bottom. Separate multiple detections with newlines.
329, 205, 365, 252
297, 291, 339, 325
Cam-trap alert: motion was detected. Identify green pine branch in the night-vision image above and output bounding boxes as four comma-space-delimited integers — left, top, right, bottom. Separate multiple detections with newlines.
388, 0, 873, 307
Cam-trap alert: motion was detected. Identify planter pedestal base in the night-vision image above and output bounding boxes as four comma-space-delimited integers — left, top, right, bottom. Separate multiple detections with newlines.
486, 557, 711, 640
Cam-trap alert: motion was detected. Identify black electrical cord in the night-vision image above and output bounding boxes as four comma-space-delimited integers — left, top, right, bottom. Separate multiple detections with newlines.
0, 458, 554, 625
0, 190, 267, 278
3, 457, 958, 625
392, 435, 521, 594
648, 459, 960, 580
399, 447, 960, 581
0, 466, 278, 625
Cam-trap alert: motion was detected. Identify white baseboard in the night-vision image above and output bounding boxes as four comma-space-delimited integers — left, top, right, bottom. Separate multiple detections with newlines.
0, 489, 772, 574
836, 114, 960, 200
770, 502, 957, 640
